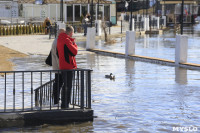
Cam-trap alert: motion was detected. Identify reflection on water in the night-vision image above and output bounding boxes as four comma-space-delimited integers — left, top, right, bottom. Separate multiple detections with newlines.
81, 25, 200, 64
175, 67, 187, 85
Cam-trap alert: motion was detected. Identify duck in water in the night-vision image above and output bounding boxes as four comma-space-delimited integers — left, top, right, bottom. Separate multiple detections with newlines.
105, 73, 115, 80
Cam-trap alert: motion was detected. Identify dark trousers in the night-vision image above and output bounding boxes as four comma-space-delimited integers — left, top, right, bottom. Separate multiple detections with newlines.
83, 23, 87, 36
53, 73, 63, 104
61, 71, 73, 108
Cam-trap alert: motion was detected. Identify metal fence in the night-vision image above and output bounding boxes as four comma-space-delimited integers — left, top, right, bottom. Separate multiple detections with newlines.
0, 69, 92, 113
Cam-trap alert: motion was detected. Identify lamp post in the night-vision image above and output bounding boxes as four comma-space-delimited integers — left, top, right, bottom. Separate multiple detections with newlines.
97, 0, 100, 20
129, 0, 138, 31
91, 0, 94, 27
143, 0, 145, 16
146, 0, 148, 16
164, 0, 166, 16
60, 0, 63, 22
180, 0, 184, 34
130, 0, 133, 30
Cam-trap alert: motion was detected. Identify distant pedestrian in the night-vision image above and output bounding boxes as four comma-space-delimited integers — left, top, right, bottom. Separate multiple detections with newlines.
82, 13, 90, 36
51, 28, 65, 105
57, 26, 78, 109
43, 17, 51, 34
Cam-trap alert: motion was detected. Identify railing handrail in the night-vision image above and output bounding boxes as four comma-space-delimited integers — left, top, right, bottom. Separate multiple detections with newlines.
0, 68, 93, 73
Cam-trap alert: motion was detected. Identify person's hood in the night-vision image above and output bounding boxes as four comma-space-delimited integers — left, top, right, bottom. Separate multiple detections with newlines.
58, 32, 75, 42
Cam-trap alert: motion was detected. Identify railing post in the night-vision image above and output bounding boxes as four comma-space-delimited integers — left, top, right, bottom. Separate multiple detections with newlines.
88, 71, 91, 109
4, 73, 6, 112
13, 72, 15, 112
81, 71, 84, 109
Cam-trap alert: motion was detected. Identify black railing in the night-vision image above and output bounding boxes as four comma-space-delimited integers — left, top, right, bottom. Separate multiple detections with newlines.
0, 69, 92, 113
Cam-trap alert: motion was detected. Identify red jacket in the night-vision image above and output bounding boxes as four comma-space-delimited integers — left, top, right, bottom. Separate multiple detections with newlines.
57, 33, 78, 70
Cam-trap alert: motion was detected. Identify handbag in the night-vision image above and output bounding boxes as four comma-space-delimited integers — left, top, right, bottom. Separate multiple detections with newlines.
45, 51, 52, 66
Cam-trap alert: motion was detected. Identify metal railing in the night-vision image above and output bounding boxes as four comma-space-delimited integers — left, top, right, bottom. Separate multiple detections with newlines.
0, 69, 92, 113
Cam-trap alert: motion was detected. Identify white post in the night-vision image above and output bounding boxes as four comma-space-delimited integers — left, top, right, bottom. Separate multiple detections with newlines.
143, 17, 147, 31
86, 27, 96, 50
95, 20, 102, 36
162, 16, 166, 27
125, 31, 135, 56
132, 18, 135, 31
57, 21, 66, 29
146, 17, 149, 31
156, 17, 160, 29
175, 35, 188, 65
137, 14, 140, 22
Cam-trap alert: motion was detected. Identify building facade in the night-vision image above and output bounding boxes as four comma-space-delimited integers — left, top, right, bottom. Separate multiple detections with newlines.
0, 0, 18, 18
18, 0, 117, 24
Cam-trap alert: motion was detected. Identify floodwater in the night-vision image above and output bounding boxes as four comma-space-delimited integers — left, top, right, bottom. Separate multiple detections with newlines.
1, 26, 200, 132
86, 24, 200, 64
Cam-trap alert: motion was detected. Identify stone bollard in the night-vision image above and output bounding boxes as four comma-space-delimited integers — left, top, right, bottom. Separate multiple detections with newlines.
86, 27, 96, 50
175, 35, 188, 65
125, 31, 135, 56
156, 17, 160, 29
95, 20, 102, 36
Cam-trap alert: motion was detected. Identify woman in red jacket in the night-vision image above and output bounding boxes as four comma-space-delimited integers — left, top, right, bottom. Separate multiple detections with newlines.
57, 26, 78, 109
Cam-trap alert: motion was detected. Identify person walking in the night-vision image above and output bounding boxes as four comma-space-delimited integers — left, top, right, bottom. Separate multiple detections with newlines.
51, 28, 65, 105
57, 26, 78, 109
43, 17, 51, 34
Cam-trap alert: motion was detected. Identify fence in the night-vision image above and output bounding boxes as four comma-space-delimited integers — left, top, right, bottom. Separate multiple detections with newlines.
0, 69, 92, 113
0, 24, 45, 36
121, 14, 165, 32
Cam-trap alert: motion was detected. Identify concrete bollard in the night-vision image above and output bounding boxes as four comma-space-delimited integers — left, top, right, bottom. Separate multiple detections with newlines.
131, 18, 135, 31
143, 17, 147, 31
86, 27, 96, 50
156, 17, 160, 29
57, 21, 66, 29
162, 16, 167, 27
95, 20, 102, 36
175, 35, 188, 65
137, 14, 140, 22
146, 17, 149, 31
125, 31, 135, 56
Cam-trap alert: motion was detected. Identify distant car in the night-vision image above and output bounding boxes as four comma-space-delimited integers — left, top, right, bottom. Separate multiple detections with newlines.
0, 20, 11, 25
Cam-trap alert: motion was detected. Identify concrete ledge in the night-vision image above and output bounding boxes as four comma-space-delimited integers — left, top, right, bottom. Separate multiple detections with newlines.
0, 109, 93, 128
88, 49, 200, 70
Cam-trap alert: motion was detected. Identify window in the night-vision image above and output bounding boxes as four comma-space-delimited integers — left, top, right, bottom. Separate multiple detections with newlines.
74, 5, 81, 21
104, 5, 110, 21
82, 5, 88, 17
35, 0, 43, 5
67, 5, 73, 21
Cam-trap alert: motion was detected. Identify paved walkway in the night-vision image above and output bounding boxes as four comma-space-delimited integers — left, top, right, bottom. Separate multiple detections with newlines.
0, 24, 126, 55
